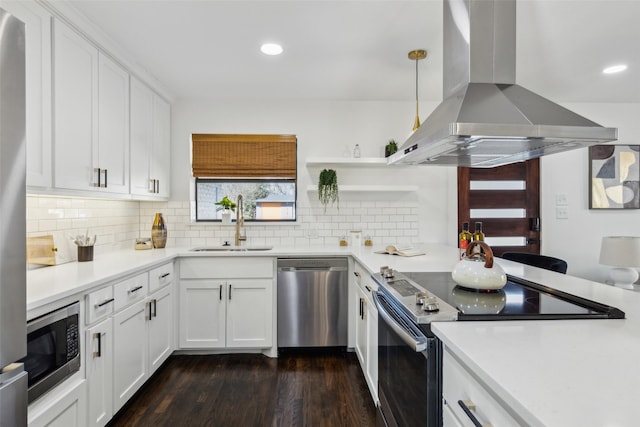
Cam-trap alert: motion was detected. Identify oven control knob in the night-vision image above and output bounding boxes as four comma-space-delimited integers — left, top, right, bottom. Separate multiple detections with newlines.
423, 297, 439, 312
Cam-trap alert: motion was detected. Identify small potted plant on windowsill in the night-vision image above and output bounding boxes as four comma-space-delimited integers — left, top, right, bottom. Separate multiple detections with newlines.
215, 196, 236, 224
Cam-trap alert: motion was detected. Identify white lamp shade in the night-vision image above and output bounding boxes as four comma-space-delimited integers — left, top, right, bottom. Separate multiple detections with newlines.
599, 236, 640, 267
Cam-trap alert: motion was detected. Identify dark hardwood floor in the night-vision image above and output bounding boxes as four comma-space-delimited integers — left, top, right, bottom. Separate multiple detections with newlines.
107, 351, 377, 427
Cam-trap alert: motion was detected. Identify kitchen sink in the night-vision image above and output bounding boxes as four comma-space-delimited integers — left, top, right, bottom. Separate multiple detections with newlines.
190, 246, 273, 252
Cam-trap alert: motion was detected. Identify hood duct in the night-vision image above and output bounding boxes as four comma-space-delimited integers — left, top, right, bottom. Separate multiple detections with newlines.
388, 0, 617, 168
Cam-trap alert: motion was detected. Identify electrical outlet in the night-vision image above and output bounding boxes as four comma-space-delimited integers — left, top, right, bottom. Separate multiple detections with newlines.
556, 206, 569, 219
555, 193, 568, 206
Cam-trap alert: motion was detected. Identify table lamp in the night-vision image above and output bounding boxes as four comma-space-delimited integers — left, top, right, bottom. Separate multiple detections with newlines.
599, 236, 640, 289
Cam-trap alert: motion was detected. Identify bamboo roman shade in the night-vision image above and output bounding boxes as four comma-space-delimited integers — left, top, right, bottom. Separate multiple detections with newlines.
192, 134, 297, 178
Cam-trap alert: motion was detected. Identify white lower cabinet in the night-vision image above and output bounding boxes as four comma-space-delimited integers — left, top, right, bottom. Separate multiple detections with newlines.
83, 262, 174, 427
443, 347, 522, 427
112, 299, 147, 412
28, 379, 87, 427
352, 262, 378, 404
179, 257, 274, 349
86, 318, 113, 427
148, 286, 173, 372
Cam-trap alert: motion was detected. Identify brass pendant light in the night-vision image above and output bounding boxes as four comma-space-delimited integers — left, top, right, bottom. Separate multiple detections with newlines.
408, 49, 427, 131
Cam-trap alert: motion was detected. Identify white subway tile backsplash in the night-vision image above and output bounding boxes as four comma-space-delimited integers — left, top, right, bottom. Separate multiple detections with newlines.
26, 195, 421, 253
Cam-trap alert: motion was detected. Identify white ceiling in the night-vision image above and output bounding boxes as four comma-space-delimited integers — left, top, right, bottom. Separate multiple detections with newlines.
67, 0, 640, 104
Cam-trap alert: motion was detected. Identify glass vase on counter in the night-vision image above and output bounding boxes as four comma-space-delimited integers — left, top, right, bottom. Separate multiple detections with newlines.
151, 213, 167, 248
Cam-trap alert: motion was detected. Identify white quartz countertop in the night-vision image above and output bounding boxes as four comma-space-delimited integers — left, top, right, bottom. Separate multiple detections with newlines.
26, 243, 460, 311
27, 243, 640, 425
433, 261, 640, 427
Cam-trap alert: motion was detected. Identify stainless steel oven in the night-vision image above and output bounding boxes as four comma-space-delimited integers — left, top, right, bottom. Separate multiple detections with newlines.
21, 302, 80, 403
374, 291, 441, 427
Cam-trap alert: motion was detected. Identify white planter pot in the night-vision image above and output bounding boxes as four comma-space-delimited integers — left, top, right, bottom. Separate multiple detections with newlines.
221, 211, 232, 224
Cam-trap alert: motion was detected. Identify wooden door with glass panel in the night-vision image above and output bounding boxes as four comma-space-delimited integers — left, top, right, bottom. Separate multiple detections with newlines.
458, 159, 540, 257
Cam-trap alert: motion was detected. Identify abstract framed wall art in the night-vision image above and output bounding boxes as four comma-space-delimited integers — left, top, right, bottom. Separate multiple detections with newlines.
589, 145, 640, 209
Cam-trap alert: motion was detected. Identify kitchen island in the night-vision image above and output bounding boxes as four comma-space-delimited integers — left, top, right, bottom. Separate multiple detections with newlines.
26, 243, 639, 426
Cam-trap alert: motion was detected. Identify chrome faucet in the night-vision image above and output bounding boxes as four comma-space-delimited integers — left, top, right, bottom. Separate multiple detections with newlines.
235, 195, 246, 246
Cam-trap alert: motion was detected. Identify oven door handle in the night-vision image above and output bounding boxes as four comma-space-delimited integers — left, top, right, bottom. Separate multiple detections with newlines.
373, 291, 428, 352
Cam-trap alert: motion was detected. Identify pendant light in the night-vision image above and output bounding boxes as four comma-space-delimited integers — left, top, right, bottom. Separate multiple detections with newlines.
408, 49, 427, 131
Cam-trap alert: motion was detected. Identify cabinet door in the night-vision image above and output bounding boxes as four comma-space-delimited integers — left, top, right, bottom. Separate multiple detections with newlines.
179, 280, 226, 348
226, 279, 273, 348
112, 300, 147, 412
28, 380, 87, 427
97, 53, 129, 194
354, 287, 367, 367
148, 286, 173, 373
151, 94, 170, 198
365, 296, 378, 403
130, 77, 170, 199
129, 77, 153, 197
53, 19, 98, 191
0, 0, 52, 188
86, 318, 113, 427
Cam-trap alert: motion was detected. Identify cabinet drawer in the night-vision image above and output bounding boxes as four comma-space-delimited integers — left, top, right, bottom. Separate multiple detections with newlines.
180, 257, 273, 279
114, 273, 149, 312
86, 286, 114, 324
353, 262, 376, 300
149, 262, 174, 292
443, 348, 522, 427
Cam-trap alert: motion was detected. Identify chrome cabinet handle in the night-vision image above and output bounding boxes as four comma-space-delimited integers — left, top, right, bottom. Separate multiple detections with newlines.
128, 285, 144, 294
95, 298, 115, 308
458, 400, 492, 427
93, 332, 102, 358
104, 168, 108, 187
219, 285, 222, 301
359, 298, 363, 318
152, 299, 157, 318
228, 284, 232, 300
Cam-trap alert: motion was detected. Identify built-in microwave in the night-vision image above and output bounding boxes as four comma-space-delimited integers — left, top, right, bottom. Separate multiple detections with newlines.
21, 301, 80, 403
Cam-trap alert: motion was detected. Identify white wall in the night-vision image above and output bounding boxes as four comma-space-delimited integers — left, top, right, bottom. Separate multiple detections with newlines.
169, 99, 639, 282
541, 102, 640, 282
168, 99, 458, 248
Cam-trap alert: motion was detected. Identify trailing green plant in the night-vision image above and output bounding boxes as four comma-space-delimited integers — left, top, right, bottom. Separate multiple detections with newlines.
318, 169, 339, 212
215, 195, 237, 212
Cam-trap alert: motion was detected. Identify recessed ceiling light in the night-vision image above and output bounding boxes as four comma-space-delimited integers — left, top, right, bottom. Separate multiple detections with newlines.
260, 43, 283, 56
603, 64, 627, 74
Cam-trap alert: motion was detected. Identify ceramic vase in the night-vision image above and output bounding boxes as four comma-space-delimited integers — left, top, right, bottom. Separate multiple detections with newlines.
151, 213, 167, 248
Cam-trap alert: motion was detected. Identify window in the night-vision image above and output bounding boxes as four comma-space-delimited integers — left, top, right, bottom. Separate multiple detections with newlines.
192, 134, 297, 222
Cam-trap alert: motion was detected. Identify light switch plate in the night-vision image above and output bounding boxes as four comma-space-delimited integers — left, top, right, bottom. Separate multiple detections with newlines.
555, 193, 568, 206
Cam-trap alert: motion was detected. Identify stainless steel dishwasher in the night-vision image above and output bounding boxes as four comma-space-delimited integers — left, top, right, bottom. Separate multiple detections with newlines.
277, 258, 348, 348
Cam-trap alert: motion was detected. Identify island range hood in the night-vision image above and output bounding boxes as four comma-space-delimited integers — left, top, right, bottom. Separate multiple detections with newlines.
388, 0, 617, 168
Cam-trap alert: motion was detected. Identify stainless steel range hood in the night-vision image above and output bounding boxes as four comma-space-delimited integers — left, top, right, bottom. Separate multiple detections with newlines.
388, 0, 617, 168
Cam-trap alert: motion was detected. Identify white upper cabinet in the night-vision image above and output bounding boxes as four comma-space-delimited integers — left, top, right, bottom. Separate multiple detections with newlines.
53, 19, 98, 192
53, 18, 129, 195
0, 0, 53, 189
97, 53, 130, 194
130, 77, 170, 200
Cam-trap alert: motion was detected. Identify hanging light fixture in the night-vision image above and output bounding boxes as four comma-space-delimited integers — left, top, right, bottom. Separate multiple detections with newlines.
408, 49, 427, 131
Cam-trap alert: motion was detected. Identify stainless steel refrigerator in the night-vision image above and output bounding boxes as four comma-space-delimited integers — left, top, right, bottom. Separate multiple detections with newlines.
0, 6, 28, 427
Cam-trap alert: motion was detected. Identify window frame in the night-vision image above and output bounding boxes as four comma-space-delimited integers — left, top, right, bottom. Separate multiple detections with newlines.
194, 177, 298, 223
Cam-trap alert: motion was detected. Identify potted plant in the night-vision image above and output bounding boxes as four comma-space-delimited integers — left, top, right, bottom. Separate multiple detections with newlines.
385, 139, 398, 157
215, 195, 237, 224
318, 169, 339, 212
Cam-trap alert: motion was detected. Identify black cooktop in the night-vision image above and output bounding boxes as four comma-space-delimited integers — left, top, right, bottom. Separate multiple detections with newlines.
401, 272, 625, 321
